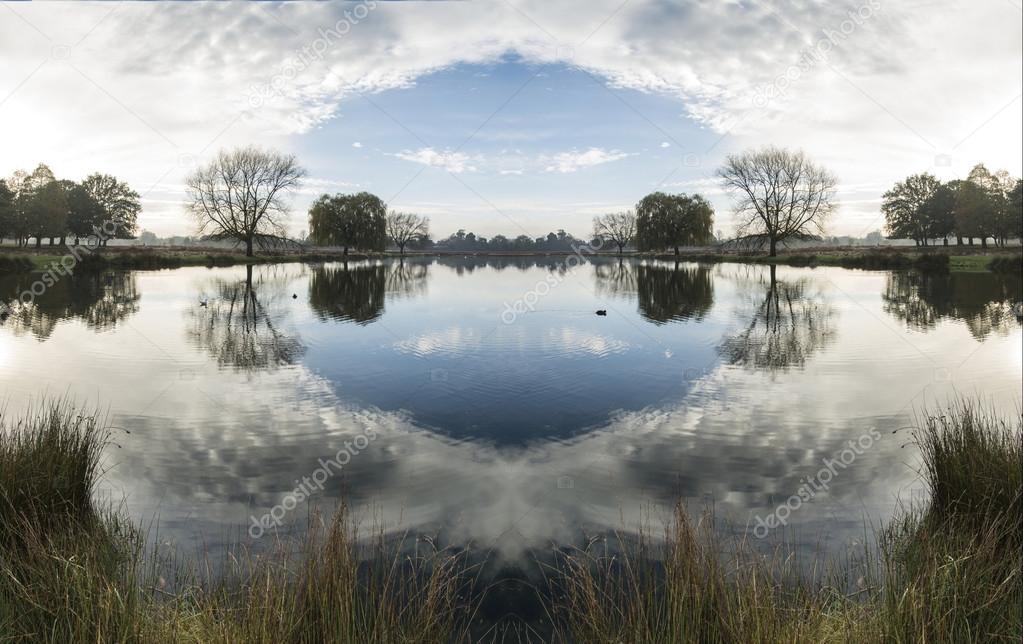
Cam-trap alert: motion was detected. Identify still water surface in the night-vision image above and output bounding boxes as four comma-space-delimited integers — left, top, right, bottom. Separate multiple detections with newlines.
0, 258, 1020, 567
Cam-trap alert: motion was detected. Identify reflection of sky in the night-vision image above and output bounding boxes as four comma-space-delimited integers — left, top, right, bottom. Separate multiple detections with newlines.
0, 260, 1020, 565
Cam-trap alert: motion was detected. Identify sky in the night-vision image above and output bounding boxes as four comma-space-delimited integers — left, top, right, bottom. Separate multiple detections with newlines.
1, 0, 1020, 240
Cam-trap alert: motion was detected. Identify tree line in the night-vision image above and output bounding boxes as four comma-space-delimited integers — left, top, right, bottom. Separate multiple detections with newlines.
882, 164, 1022, 247
0, 164, 140, 247
181, 145, 1018, 259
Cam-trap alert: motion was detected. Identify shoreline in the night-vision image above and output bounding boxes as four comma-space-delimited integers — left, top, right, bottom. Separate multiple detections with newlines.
1, 397, 1019, 642
0, 244, 1020, 275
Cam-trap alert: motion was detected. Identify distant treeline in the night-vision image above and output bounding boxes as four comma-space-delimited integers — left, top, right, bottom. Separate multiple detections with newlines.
412, 229, 595, 252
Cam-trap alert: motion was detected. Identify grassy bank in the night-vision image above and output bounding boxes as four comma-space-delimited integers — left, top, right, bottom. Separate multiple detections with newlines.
0, 401, 470, 643
1, 398, 1020, 642
2, 245, 1020, 276
555, 399, 1022, 643
654, 248, 1022, 273
0, 247, 375, 275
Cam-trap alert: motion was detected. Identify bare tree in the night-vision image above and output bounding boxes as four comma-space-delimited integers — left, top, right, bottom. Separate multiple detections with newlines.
593, 211, 636, 255
718, 147, 837, 256
386, 211, 429, 255
186, 147, 305, 256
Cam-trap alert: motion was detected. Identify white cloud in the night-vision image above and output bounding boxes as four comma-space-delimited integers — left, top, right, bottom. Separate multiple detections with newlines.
542, 148, 632, 173
351, 142, 362, 148
392, 148, 477, 173
660, 142, 671, 148
0, 0, 1018, 236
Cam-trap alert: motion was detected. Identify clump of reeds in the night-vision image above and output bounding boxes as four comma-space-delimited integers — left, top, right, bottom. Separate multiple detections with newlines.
914, 398, 1022, 534
556, 398, 1022, 643
0, 399, 107, 549
169, 510, 471, 643
877, 399, 1022, 642
0, 400, 471, 643
553, 505, 873, 643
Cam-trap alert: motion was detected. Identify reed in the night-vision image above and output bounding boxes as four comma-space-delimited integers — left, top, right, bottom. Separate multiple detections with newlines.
555, 399, 1022, 643
0, 401, 471, 643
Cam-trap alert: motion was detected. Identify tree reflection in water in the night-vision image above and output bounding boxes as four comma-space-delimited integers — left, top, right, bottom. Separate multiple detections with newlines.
188, 265, 304, 370
308, 262, 386, 325
720, 264, 836, 370
308, 259, 430, 325
0, 270, 140, 340
883, 270, 1022, 341
385, 259, 430, 300
593, 259, 714, 324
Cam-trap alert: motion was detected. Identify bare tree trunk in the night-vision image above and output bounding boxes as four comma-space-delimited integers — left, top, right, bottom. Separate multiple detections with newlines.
245, 237, 254, 257
769, 237, 777, 257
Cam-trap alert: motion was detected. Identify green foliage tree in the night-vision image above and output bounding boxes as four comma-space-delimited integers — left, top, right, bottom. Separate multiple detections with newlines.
82, 173, 142, 244
920, 182, 956, 245
58, 180, 104, 246
881, 173, 941, 246
0, 180, 13, 244
308, 192, 387, 255
1007, 179, 1023, 245
986, 169, 1018, 247
19, 165, 68, 248
635, 191, 714, 256
4, 171, 32, 247
953, 173, 992, 247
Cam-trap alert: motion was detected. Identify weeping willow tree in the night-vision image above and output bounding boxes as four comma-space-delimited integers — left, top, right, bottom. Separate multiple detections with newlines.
308, 264, 386, 325
635, 192, 715, 256
308, 192, 387, 256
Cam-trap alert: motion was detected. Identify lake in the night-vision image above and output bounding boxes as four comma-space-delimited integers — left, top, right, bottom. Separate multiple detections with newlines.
0, 257, 1019, 585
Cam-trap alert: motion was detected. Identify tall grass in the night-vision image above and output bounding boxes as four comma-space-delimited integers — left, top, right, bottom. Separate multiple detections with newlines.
876, 400, 1023, 642
556, 399, 1022, 643
2, 398, 1019, 642
915, 399, 1022, 534
0, 399, 107, 549
0, 401, 471, 643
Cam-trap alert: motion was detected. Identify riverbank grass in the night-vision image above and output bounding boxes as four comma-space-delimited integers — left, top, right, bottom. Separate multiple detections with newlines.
556, 399, 1022, 643
1, 398, 1019, 642
0, 401, 469, 643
